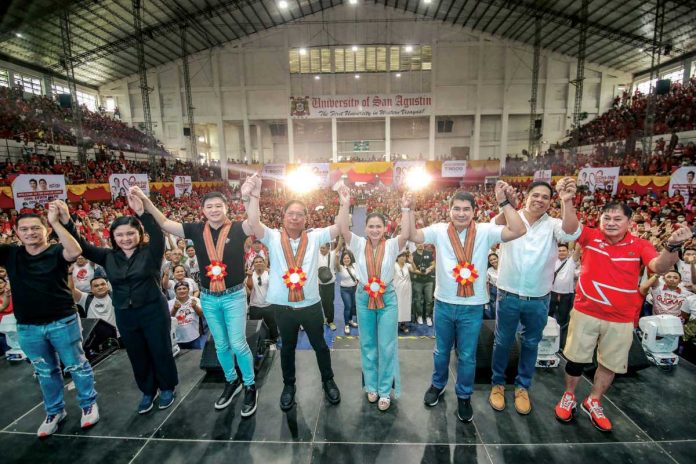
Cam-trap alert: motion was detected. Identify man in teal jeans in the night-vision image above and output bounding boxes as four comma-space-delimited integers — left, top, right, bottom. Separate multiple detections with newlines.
410, 184, 525, 423
132, 184, 259, 417
1, 205, 99, 437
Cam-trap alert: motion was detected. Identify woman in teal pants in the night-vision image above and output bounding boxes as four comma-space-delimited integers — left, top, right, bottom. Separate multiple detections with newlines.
341, 192, 411, 410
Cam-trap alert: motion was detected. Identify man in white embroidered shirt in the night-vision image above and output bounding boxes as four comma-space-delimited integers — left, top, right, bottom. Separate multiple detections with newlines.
489, 179, 581, 416
412, 183, 526, 423
549, 243, 580, 348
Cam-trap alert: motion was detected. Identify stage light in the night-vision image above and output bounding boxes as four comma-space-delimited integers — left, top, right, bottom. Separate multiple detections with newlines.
299, 47, 307, 55
355, 74, 360, 79
15, 33, 22, 38
424, 0, 431, 3
349, 0, 358, 4
352, 45, 358, 52
278, 0, 288, 8
285, 167, 320, 193
395, 73, 401, 78
198, 136, 205, 142
404, 45, 413, 53
314, 75, 320, 80
403, 167, 432, 190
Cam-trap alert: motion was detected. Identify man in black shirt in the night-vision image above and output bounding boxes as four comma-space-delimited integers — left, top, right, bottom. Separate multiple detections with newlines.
411, 243, 435, 326
0, 204, 99, 437
131, 185, 258, 417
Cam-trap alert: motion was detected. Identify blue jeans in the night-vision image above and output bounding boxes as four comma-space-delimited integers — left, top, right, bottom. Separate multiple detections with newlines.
18, 314, 97, 415
485, 286, 498, 320
356, 286, 400, 398
432, 300, 484, 399
491, 290, 550, 389
340, 286, 357, 325
200, 289, 255, 385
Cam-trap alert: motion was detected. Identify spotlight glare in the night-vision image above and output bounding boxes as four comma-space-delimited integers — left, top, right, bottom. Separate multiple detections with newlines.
351, 45, 358, 52
349, 0, 358, 4
15, 33, 22, 38
404, 45, 413, 53
299, 47, 307, 55
424, 0, 432, 3
314, 75, 321, 80
395, 73, 401, 78
355, 74, 360, 79
278, 0, 288, 8
285, 167, 320, 193
404, 167, 432, 191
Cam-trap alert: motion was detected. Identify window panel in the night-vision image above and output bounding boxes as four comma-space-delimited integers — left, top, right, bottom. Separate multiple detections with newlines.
376, 47, 387, 72
345, 48, 355, 72
289, 45, 432, 74
310, 48, 321, 73
366, 47, 376, 72
289, 49, 300, 73
14, 73, 42, 95
355, 47, 366, 72
321, 48, 332, 73
0, 70, 8, 88
390, 47, 400, 71
335, 48, 345, 72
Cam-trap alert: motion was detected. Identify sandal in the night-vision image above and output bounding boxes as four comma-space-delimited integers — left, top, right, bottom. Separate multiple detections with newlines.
378, 397, 391, 411
367, 392, 378, 403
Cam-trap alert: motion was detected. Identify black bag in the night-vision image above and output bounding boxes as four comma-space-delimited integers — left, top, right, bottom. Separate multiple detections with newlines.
318, 251, 332, 284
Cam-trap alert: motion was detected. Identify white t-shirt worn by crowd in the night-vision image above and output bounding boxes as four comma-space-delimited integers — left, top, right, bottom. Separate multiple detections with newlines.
168, 296, 201, 343
165, 277, 199, 300
73, 263, 95, 293
422, 222, 504, 306
260, 225, 331, 308
78, 292, 117, 329
249, 270, 270, 308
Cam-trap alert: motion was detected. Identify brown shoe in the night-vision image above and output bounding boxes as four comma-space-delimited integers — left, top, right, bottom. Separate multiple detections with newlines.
514, 387, 532, 415
489, 385, 505, 411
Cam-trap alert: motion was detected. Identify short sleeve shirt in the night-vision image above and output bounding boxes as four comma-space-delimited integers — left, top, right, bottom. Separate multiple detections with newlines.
260, 225, 331, 308
183, 221, 248, 290
422, 222, 504, 306
349, 234, 400, 285
574, 227, 659, 323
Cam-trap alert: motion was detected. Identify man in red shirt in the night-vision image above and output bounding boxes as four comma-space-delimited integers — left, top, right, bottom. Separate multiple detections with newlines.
554, 202, 691, 432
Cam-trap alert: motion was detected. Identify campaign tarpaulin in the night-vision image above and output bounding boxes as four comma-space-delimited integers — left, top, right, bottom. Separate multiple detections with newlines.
577, 167, 620, 195
533, 170, 552, 184
301, 163, 331, 188
261, 163, 286, 180
290, 94, 432, 119
668, 166, 696, 200
12, 174, 67, 210
393, 161, 426, 186
109, 173, 150, 199
441, 160, 467, 178
173, 176, 192, 198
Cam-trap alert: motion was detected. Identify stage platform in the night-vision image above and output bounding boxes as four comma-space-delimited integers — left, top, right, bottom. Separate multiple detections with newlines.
1, 340, 695, 464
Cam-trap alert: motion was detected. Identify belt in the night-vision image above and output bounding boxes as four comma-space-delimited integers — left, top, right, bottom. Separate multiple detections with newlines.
200, 282, 245, 297
498, 289, 549, 301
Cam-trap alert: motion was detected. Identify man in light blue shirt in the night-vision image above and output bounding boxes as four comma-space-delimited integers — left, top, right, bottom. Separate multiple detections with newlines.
489, 178, 581, 416
245, 176, 351, 412
410, 182, 526, 423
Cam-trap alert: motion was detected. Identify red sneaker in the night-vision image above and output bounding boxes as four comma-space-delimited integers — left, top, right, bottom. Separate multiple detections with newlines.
554, 391, 577, 422
581, 397, 612, 432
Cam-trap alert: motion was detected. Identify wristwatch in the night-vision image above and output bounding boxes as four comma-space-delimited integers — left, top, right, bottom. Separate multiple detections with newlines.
498, 199, 510, 208
664, 241, 683, 253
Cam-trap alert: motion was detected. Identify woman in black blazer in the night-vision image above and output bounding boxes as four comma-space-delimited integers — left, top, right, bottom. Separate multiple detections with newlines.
57, 196, 178, 415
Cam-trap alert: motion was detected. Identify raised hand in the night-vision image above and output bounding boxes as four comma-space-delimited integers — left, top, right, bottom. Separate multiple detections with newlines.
54, 200, 71, 223
47, 201, 60, 225
556, 177, 577, 202
401, 192, 413, 209
129, 185, 147, 200
337, 184, 351, 206
241, 173, 262, 197
666, 223, 693, 246
127, 192, 145, 216
494, 180, 510, 204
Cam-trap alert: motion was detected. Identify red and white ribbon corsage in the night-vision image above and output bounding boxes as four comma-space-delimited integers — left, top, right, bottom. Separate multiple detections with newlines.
452, 261, 478, 286
205, 260, 228, 282
283, 267, 307, 289
364, 276, 386, 299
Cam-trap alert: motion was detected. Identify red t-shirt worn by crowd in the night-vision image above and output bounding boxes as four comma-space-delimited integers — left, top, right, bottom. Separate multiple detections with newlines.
574, 227, 658, 323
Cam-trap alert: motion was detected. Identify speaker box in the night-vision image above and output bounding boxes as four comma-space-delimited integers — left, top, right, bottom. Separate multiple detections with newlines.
57, 94, 72, 109
437, 119, 454, 133
655, 79, 671, 95
183, 127, 191, 137
81, 318, 119, 365
473, 320, 520, 383
534, 119, 543, 129
200, 319, 269, 373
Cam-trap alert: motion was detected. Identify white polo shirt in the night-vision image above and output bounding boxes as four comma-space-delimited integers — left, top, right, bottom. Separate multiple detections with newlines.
349, 234, 400, 286
497, 212, 582, 298
260, 225, 331, 308
249, 270, 270, 308
677, 260, 694, 287
316, 249, 337, 285
551, 257, 578, 295
422, 222, 504, 306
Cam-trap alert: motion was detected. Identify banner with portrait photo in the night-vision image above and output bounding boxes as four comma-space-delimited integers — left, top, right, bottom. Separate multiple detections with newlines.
441, 160, 468, 178
12, 174, 67, 210
173, 175, 192, 198
109, 174, 150, 200
302, 163, 331, 188
393, 161, 426, 186
533, 170, 552, 184
668, 166, 696, 201
577, 167, 620, 195
261, 163, 286, 180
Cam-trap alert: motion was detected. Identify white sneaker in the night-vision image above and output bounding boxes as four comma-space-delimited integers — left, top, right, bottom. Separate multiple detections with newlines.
80, 403, 100, 429
37, 410, 67, 437
344, 325, 350, 335
417, 317, 424, 325
426, 317, 433, 327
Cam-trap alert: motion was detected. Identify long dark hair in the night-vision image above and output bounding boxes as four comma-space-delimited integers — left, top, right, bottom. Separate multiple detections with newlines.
109, 216, 145, 251
340, 250, 356, 266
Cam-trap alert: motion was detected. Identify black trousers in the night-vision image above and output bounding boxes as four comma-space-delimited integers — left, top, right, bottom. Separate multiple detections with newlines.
549, 292, 574, 348
319, 283, 336, 324
272, 302, 334, 386
115, 296, 179, 396
249, 305, 279, 340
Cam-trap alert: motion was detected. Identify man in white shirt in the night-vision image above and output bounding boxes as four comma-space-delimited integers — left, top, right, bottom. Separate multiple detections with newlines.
72, 255, 95, 293
490, 178, 581, 416
317, 242, 338, 331
71, 276, 117, 330
246, 255, 278, 343
677, 247, 696, 292
639, 270, 692, 317
549, 244, 580, 348
245, 175, 350, 412
411, 183, 526, 423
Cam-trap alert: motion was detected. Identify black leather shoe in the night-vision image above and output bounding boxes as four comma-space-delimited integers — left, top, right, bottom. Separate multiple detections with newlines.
323, 379, 341, 405
280, 385, 296, 411
423, 385, 444, 407
241, 384, 258, 418
457, 398, 473, 422
215, 379, 242, 410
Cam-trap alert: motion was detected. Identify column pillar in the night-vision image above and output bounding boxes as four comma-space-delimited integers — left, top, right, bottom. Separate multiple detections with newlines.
287, 117, 295, 163
385, 117, 391, 162
472, 113, 481, 160
331, 117, 338, 162
256, 123, 263, 163
428, 115, 435, 160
